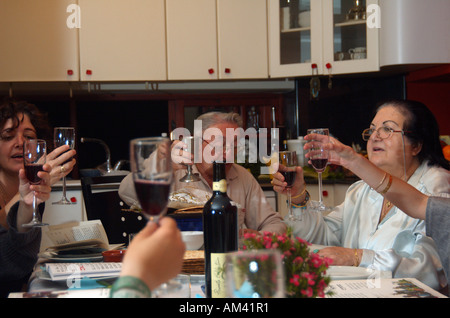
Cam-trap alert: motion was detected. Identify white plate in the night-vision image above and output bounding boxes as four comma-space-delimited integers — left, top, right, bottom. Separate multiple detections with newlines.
327, 266, 375, 280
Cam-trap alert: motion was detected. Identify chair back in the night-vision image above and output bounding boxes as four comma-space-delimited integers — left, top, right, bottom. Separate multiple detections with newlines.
81, 175, 146, 245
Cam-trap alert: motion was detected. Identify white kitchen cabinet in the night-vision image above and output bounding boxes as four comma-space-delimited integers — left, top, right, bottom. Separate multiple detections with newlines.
268, 0, 379, 78
78, 0, 166, 81
166, 0, 268, 80
0, 0, 79, 82
166, 0, 217, 80
217, 0, 268, 79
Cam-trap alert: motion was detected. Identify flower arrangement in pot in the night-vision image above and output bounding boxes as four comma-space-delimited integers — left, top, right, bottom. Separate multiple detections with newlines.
242, 228, 333, 298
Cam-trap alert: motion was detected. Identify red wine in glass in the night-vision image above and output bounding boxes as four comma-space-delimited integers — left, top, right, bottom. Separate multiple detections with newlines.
25, 163, 44, 184
281, 170, 297, 187
279, 151, 299, 221
22, 139, 48, 228
311, 158, 328, 172
307, 128, 330, 211
134, 179, 171, 217
130, 137, 173, 223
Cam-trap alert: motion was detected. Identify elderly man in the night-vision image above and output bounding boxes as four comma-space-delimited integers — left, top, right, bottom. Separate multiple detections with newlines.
119, 112, 286, 235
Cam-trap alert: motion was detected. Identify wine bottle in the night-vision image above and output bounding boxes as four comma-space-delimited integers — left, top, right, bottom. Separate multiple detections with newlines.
203, 162, 238, 298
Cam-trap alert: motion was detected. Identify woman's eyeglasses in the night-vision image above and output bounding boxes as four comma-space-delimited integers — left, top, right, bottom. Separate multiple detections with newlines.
362, 126, 410, 141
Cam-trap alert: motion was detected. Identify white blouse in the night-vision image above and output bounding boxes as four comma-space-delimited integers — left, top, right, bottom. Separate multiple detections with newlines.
292, 161, 450, 290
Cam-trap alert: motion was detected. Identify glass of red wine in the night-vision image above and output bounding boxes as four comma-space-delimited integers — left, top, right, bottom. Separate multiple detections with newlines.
53, 127, 75, 205
307, 128, 330, 211
279, 150, 299, 221
130, 137, 173, 223
23, 139, 48, 228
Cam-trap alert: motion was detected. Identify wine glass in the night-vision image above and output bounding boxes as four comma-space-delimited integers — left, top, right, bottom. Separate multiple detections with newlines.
23, 139, 48, 228
53, 127, 76, 205
307, 128, 329, 211
279, 150, 299, 221
130, 137, 173, 223
179, 136, 200, 182
225, 250, 285, 298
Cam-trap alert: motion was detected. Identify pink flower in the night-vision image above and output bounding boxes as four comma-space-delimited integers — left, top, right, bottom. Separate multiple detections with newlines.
293, 256, 303, 264
290, 274, 300, 286
301, 287, 313, 297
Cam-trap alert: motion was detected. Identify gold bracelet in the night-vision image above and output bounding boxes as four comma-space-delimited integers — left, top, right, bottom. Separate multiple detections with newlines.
373, 172, 387, 191
292, 190, 310, 208
291, 186, 307, 199
379, 174, 393, 194
353, 249, 359, 267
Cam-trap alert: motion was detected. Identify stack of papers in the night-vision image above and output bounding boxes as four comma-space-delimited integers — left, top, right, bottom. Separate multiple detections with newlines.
39, 220, 123, 262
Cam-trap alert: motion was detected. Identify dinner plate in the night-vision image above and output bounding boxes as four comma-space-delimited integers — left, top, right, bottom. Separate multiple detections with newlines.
327, 266, 375, 280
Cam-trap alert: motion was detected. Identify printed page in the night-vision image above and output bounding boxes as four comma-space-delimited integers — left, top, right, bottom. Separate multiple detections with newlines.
326, 278, 447, 298
42, 220, 109, 250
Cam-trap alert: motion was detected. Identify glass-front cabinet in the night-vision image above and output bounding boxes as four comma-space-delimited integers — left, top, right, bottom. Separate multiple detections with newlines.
268, 0, 379, 78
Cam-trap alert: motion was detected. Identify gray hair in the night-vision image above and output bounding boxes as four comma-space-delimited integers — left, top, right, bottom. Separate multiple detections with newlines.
196, 111, 243, 131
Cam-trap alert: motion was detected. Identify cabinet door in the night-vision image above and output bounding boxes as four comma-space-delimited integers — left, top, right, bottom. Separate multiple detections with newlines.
166, 0, 218, 80
217, 0, 268, 79
322, 0, 379, 75
268, 0, 323, 78
0, 0, 79, 81
79, 0, 166, 81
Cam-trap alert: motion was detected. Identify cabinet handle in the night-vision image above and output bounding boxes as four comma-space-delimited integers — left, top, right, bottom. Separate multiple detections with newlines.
224, 68, 231, 74
208, 68, 214, 74
86, 69, 92, 75
67, 69, 74, 75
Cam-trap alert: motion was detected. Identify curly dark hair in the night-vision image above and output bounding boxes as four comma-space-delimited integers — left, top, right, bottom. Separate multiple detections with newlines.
0, 99, 52, 148
377, 99, 449, 170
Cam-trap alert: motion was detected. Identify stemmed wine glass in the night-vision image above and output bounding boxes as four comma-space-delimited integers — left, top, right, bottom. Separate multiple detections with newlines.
307, 128, 330, 211
179, 136, 200, 182
23, 139, 48, 228
53, 127, 75, 205
130, 137, 173, 223
130, 137, 178, 294
279, 150, 299, 221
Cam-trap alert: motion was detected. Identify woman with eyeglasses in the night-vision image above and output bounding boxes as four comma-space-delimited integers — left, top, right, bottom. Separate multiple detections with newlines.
303, 130, 449, 291
272, 99, 449, 291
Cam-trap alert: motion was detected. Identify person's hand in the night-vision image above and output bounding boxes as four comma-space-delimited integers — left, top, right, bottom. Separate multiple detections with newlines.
316, 246, 359, 266
272, 165, 307, 204
46, 145, 76, 185
18, 163, 52, 206
170, 140, 193, 171
304, 134, 358, 169
120, 217, 186, 291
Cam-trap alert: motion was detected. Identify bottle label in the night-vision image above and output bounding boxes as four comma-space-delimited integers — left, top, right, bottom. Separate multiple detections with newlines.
210, 252, 227, 298
212, 179, 227, 193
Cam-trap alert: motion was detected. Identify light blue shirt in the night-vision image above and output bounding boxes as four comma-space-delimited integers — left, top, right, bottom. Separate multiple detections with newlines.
292, 161, 450, 290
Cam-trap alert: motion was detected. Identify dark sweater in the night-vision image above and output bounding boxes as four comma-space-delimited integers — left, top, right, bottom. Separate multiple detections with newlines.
426, 196, 450, 290
0, 202, 42, 297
